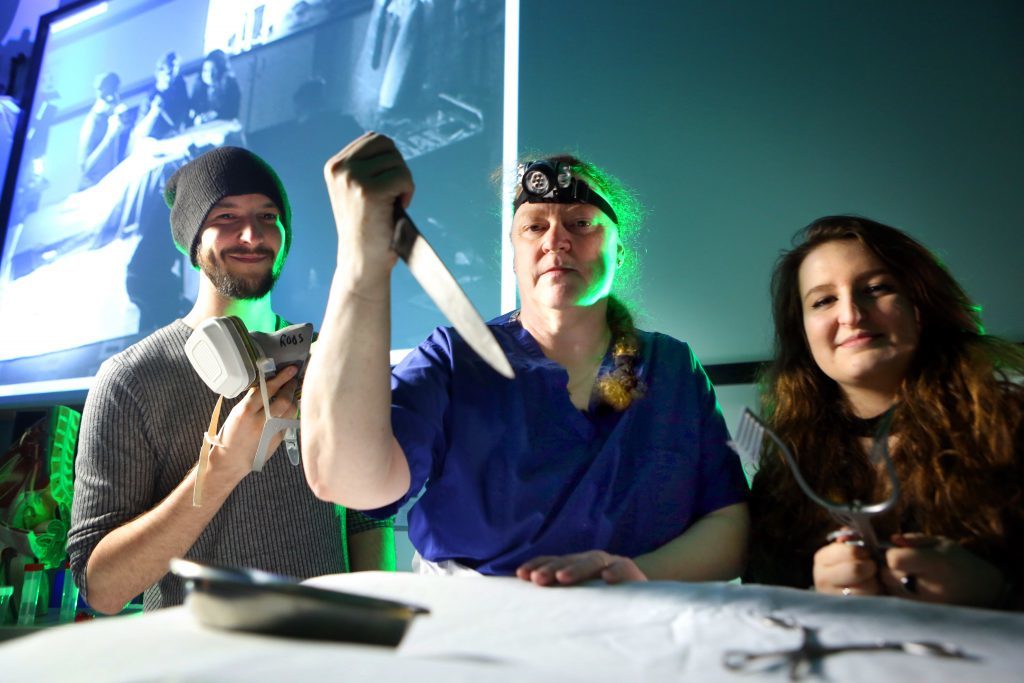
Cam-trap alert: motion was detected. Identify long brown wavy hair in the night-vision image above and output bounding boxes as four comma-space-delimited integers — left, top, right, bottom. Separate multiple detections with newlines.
747, 215, 1024, 589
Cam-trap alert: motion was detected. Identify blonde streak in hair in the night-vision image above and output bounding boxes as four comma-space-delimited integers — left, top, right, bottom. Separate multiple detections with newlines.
596, 375, 631, 412
595, 297, 645, 411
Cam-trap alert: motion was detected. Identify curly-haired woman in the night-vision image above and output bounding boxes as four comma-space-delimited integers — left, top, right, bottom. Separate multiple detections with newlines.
747, 215, 1023, 610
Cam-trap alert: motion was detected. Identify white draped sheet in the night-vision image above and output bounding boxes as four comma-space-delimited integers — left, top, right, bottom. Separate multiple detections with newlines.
3, 571, 1022, 682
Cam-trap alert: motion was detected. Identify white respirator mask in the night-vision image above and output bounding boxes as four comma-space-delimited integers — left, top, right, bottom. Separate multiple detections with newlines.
184, 316, 312, 505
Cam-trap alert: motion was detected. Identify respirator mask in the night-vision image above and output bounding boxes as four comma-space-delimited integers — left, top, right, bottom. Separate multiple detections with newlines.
512, 159, 618, 224
184, 316, 312, 505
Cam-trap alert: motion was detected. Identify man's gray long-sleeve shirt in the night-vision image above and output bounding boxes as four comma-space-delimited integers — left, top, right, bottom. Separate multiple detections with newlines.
69, 320, 382, 610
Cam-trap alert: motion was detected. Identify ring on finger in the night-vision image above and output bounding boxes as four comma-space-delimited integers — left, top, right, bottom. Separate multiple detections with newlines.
841, 587, 852, 596
900, 574, 918, 594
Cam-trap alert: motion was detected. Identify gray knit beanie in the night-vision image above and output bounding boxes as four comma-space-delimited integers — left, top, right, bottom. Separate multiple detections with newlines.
164, 146, 291, 265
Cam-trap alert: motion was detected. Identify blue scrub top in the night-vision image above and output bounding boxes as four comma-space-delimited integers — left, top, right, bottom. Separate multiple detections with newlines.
372, 312, 748, 575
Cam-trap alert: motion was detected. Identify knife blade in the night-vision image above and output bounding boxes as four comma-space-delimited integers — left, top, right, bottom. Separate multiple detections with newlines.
391, 202, 514, 379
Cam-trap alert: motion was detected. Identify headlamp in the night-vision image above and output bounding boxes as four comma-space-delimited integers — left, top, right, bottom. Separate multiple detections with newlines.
513, 159, 618, 224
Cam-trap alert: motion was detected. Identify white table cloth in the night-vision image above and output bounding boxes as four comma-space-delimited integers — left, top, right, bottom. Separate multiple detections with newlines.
4, 572, 1022, 682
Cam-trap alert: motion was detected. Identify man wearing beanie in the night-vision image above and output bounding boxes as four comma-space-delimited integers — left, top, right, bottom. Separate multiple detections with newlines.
68, 146, 394, 613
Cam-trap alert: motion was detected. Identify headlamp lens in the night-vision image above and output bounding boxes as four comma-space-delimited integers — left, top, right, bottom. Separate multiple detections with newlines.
522, 166, 553, 196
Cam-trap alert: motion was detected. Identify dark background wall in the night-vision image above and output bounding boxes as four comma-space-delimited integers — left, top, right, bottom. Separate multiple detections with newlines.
517, 0, 1023, 364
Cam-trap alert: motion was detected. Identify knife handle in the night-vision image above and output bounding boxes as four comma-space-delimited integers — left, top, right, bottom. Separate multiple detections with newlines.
391, 200, 419, 260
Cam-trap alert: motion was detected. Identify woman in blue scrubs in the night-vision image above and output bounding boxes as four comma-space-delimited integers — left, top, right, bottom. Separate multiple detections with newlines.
302, 133, 749, 585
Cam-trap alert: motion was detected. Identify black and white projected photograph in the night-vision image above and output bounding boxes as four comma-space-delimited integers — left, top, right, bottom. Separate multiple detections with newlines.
0, 0, 508, 403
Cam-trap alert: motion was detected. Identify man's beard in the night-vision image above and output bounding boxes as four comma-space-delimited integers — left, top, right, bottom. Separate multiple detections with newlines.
198, 247, 279, 301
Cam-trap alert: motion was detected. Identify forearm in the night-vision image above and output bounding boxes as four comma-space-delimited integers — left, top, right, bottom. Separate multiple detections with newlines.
84, 465, 237, 614
301, 264, 410, 509
304, 133, 417, 508
133, 108, 160, 140
82, 131, 116, 175
348, 526, 397, 572
635, 502, 750, 581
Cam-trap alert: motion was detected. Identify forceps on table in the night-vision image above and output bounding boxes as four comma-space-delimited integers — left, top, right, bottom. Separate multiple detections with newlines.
722, 614, 974, 681
730, 408, 899, 566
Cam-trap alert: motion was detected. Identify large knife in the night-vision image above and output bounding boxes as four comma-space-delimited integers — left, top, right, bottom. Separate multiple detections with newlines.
391, 202, 514, 379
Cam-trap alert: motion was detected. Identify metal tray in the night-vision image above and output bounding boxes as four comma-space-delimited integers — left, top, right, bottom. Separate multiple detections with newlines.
170, 558, 429, 646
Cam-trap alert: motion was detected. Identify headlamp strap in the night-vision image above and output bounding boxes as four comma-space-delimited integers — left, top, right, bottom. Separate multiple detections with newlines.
566, 180, 618, 225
